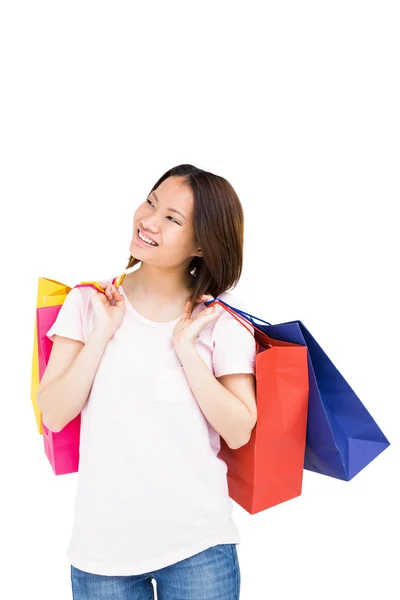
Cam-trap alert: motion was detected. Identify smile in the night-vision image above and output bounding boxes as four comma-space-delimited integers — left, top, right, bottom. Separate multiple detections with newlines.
136, 228, 158, 247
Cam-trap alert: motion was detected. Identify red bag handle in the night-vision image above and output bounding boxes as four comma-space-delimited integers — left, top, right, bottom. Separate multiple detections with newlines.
207, 298, 273, 352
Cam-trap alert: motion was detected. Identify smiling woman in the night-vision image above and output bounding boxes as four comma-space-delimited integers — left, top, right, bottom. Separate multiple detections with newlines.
125, 163, 246, 320
44, 162, 255, 596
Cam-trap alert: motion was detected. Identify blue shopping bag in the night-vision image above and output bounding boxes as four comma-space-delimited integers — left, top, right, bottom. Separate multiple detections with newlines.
206, 298, 390, 481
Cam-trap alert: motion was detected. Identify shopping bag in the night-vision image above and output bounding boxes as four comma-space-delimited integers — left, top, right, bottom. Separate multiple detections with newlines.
205, 298, 309, 514
32, 273, 124, 475
212, 300, 391, 482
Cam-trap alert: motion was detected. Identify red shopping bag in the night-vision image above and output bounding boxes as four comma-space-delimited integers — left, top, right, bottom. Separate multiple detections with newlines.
213, 300, 309, 514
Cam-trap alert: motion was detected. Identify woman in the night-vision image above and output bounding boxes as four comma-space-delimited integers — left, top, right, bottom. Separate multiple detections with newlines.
39, 163, 257, 599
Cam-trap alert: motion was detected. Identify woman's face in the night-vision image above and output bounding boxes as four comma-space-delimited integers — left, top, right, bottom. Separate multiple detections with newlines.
130, 175, 201, 268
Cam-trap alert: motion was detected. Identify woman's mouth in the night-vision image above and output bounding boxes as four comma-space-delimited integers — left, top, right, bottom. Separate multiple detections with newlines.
136, 228, 158, 248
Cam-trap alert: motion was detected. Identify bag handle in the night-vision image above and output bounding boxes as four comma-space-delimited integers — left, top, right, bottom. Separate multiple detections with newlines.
204, 296, 273, 351
76, 272, 127, 293
205, 297, 272, 327
112, 273, 126, 287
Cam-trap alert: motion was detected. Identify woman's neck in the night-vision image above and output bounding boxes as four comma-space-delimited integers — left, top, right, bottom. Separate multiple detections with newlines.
123, 269, 192, 304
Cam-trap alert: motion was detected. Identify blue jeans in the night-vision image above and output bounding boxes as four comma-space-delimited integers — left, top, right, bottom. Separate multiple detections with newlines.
71, 543, 241, 599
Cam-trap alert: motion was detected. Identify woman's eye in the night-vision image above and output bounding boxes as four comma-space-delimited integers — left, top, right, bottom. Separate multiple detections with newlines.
146, 198, 180, 224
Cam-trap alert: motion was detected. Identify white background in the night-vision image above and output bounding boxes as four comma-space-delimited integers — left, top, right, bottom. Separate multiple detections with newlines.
1, 1, 399, 599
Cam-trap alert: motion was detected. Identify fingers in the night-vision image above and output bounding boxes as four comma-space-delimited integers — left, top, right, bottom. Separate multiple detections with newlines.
97, 282, 115, 300
105, 284, 123, 302
92, 282, 118, 301
96, 281, 117, 292
197, 294, 214, 303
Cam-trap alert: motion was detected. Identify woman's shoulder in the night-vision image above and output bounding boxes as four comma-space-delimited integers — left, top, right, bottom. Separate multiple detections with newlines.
215, 290, 249, 312
214, 290, 255, 333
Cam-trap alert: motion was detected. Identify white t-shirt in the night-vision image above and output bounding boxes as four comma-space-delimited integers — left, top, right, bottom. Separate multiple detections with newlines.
45, 275, 256, 576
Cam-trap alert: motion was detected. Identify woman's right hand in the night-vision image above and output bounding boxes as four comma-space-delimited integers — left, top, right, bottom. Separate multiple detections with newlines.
89, 281, 126, 339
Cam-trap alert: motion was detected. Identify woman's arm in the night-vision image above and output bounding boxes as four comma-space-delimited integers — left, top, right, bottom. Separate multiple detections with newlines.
177, 345, 256, 449
37, 329, 112, 432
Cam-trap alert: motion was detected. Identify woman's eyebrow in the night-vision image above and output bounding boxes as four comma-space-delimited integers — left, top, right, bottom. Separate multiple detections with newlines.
151, 191, 187, 220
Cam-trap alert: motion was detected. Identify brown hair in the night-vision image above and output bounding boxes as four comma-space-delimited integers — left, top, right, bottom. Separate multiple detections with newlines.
125, 163, 246, 318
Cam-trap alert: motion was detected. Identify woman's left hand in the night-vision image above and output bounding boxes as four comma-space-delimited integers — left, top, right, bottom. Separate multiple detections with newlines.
172, 294, 221, 352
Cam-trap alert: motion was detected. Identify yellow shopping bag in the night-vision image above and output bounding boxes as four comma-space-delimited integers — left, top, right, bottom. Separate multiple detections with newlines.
31, 278, 72, 434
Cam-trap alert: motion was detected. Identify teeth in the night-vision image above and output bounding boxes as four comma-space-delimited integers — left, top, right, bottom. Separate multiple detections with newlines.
138, 230, 157, 245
